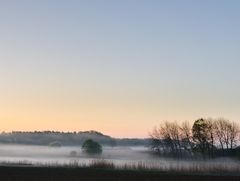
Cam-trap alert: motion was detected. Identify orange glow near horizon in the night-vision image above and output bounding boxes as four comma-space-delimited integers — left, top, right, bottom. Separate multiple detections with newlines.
1, 92, 239, 138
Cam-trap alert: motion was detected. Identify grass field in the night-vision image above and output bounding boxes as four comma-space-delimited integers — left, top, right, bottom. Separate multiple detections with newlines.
0, 166, 239, 181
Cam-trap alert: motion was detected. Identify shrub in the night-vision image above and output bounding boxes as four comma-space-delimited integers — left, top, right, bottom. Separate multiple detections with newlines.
82, 139, 102, 154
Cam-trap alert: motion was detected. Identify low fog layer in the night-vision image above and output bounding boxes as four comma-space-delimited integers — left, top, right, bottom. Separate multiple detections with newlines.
0, 144, 239, 172
0, 144, 152, 165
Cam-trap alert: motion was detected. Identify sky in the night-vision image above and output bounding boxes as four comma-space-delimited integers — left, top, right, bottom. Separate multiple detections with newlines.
0, 0, 240, 138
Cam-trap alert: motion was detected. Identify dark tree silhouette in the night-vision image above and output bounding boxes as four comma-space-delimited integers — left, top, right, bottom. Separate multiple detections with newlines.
82, 139, 102, 154
192, 118, 212, 156
150, 118, 240, 158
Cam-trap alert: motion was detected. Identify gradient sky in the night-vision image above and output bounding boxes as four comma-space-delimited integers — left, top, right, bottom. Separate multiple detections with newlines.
0, 0, 240, 138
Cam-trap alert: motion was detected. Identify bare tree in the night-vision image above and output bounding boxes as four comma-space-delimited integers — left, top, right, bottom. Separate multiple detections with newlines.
150, 121, 194, 157
161, 121, 182, 155
213, 118, 239, 155
149, 126, 165, 154
214, 118, 225, 153
150, 121, 183, 156
215, 118, 233, 152
228, 121, 239, 151
180, 121, 194, 153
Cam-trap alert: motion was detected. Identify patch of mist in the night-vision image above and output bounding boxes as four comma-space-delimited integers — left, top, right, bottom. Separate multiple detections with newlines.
0, 144, 239, 172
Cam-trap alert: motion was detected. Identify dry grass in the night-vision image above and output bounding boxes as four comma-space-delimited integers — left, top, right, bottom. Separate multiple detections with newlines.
88, 160, 115, 169
0, 159, 240, 175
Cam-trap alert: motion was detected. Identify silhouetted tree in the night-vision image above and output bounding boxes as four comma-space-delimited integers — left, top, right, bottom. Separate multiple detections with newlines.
229, 121, 239, 151
150, 118, 240, 158
192, 118, 213, 156
150, 121, 191, 157
82, 139, 102, 154
180, 121, 194, 155
214, 118, 239, 155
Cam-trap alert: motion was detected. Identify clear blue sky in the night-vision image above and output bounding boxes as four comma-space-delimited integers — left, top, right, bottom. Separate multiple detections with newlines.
0, 0, 239, 137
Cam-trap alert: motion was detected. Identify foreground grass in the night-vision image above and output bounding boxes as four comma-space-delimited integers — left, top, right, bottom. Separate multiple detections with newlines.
0, 160, 240, 181
1, 159, 240, 176
0, 165, 239, 181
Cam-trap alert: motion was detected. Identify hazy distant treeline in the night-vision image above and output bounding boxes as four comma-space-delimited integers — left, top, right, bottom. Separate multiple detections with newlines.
0, 130, 149, 146
150, 118, 240, 158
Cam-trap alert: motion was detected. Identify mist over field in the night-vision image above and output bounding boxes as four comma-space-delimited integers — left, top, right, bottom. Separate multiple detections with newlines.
0, 144, 239, 174
0, 144, 151, 165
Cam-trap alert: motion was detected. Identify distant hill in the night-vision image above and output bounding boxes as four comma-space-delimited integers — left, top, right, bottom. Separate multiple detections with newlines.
0, 131, 150, 146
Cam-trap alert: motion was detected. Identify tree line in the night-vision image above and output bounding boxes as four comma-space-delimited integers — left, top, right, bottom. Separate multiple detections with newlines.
0, 130, 149, 146
150, 118, 240, 158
